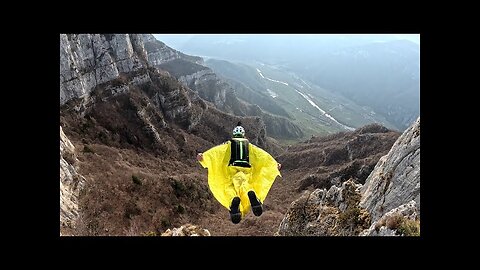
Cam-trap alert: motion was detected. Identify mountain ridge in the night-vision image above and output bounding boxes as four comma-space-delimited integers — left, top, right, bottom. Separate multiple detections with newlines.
142, 34, 304, 140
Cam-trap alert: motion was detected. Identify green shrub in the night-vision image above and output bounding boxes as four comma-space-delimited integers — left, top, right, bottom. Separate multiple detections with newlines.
171, 179, 187, 197
161, 218, 171, 228
132, 175, 142, 185
83, 145, 95, 153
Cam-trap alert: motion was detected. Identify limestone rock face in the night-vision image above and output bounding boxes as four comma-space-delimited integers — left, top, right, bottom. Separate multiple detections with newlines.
142, 34, 203, 66
60, 34, 146, 105
60, 126, 85, 234
360, 117, 420, 222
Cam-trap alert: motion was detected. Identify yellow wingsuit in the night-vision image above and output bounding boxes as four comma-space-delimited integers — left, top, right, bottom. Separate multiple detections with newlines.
199, 141, 281, 217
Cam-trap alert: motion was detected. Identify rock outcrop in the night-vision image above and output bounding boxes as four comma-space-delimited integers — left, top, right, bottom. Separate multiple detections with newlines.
143, 35, 229, 112
161, 224, 211, 236
360, 200, 419, 236
276, 180, 371, 236
179, 68, 233, 112
60, 126, 85, 234
261, 112, 304, 139
277, 118, 420, 236
142, 34, 203, 66
60, 34, 148, 105
360, 117, 420, 222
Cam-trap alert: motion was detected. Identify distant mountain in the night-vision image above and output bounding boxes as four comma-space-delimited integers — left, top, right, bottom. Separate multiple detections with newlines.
156, 35, 420, 131
290, 40, 420, 130
142, 34, 204, 66
205, 58, 398, 138
156, 34, 412, 63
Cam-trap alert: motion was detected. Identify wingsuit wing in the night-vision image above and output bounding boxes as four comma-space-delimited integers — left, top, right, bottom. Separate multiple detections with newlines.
249, 143, 282, 203
198, 143, 232, 209
199, 141, 281, 215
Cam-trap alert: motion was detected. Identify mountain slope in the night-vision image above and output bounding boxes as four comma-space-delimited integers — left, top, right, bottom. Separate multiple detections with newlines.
59, 34, 276, 235
60, 34, 148, 105
142, 35, 304, 140
205, 58, 398, 138
203, 59, 291, 118
277, 123, 400, 191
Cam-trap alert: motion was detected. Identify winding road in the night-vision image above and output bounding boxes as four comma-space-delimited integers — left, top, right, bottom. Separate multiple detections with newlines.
256, 68, 354, 131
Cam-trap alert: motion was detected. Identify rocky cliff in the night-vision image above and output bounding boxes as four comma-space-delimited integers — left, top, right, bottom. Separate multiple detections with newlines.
359, 117, 420, 235
60, 34, 148, 105
142, 34, 203, 66
276, 118, 420, 236
60, 126, 85, 235
60, 34, 270, 144
60, 34, 276, 235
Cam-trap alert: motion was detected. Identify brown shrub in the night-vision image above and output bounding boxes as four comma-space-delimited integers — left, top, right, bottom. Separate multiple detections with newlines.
385, 213, 404, 230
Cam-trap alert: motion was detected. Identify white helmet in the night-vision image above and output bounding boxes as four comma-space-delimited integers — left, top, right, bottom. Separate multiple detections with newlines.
233, 125, 245, 137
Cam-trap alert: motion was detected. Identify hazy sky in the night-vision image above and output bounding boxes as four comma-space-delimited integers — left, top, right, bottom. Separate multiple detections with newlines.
153, 34, 420, 45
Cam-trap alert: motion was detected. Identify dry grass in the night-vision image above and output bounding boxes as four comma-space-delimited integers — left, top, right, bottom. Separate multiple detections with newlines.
397, 219, 420, 236
277, 127, 400, 192
71, 141, 218, 236
374, 213, 420, 236
385, 213, 404, 230
61, 74, 400, 236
